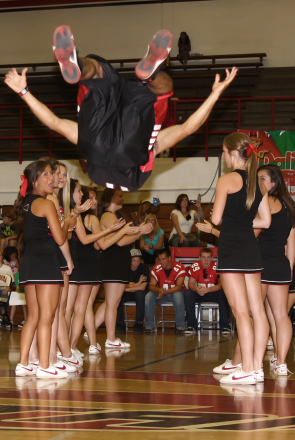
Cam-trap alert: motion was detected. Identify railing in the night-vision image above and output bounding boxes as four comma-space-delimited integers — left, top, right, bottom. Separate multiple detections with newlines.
171, 96, 295, 161
1, 95, 295, 164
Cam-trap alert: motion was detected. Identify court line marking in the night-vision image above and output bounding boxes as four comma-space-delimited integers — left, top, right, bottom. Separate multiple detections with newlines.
49, 432, 75, 440
126, 336, 236, 371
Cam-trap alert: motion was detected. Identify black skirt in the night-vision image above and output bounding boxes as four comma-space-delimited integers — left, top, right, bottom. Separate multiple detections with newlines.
100, 244, 131, 283
19, 250, 63, 286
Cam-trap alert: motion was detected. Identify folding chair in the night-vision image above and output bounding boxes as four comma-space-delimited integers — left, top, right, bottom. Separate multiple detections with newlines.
0, 274, 12, 329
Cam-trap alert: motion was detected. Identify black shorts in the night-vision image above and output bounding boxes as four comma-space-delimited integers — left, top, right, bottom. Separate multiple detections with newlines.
77, 55, 172, 191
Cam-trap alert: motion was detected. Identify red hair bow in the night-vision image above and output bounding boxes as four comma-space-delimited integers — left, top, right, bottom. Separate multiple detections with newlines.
246, 143, 257, 157
20, 175, 28, 197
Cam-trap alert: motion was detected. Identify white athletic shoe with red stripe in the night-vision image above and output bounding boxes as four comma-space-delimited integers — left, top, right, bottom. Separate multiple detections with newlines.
105, 338, 131, 349
135, 30, 172, 81
220, 367, 256, 385
54, 360, 77, 373
15, 363, 36, 377
53, 25, 81, 84
60, 354, 83, 368
36, 364, 68, 379
213, 359, 242, 375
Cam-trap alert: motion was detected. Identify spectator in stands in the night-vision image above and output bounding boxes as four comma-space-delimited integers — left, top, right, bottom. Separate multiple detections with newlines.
0, 212, 20, 255
3, 246, 19, 277
0, 250, 14, 293
116, 249, 150, 334
177, 32, 191, 65
184, 248, 230, 334
131, 200, 160, 226
139, 213, 165, 264
145, 248, 186, 333
169, 194, 204, 247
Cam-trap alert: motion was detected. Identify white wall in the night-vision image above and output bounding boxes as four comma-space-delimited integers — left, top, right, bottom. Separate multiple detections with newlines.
0, 157, 222, 206
0, 0, 294, 67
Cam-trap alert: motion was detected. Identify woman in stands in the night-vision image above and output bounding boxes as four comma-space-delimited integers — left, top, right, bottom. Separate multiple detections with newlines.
14, 159, 76, 378
139, 213, 165, 264
211, 132, 271, 385
89, 189, 153, 349
169, 194, 204, 247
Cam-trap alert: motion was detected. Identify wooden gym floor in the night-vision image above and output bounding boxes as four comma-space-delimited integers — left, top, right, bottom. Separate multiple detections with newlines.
0, 328, 294, 440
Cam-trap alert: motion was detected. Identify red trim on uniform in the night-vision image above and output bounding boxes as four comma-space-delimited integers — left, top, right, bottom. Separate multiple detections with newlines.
139, 150, 155, 173
77, 83, 90, 108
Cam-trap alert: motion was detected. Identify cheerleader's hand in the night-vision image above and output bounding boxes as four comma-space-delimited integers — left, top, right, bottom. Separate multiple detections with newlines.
123, 222, 141, 235
64, 259, 74, 276
65, 213, 77, 231
74, 199, 92, 214
196, 220, 213, 234
109, 217, 126, 231
140, 222, 153, 235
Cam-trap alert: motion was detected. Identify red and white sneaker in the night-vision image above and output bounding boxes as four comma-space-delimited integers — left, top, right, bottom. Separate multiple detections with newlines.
36, 364, 68, 379
135, 30, 172, 81
274, 363, 292, 376
105, 338, 131, 349
255, 368, 264, 383
60, 354, 83, 368
71, 348, 84, 359
213, 359, 242, 375
54, 360, 77, 373
266, 338, 274, 351
89, 344, 101, 354
15, 363, 35, 377
53, 25, 81, 84
220, 367, 256, 385
270, 354, 277, 369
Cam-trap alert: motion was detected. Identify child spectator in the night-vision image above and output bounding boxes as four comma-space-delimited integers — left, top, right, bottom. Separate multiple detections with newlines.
177, 32, 191, 65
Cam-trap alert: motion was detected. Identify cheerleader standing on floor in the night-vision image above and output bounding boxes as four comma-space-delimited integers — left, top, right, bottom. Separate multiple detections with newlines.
15, 160, 76, 378
93, 188, 153, 349
64, 182, 139, 359
211, 132, 271, 385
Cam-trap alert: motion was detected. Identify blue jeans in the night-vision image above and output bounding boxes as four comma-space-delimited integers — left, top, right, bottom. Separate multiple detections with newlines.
145, 290, 185, 329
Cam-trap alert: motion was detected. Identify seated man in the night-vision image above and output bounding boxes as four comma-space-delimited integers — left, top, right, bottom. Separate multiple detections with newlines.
145, 248, 186, 333
4, 26, 237, 191
116, 248, 150, 334
0, 212, 20, 255
184, 248, 230, 334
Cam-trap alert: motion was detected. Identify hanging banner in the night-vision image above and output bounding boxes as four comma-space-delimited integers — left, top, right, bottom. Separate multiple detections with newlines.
238, 130, 295, 195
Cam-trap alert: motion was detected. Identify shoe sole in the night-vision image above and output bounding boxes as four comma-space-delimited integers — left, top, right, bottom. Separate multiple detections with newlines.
135, 30, 172, 80
53, 25, 81, 84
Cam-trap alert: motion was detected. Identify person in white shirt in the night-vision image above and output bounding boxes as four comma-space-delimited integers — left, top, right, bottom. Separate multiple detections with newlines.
169, 194, 204, 247
0, 251, 14, 295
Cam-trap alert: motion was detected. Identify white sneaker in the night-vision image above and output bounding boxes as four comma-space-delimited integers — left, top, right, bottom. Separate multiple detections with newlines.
56, 351, 62, 359
213, 359, 242, 375
54, 360, 77, 373
83, 332, 89, 345
220, 367, 256, 385
36, 364, 68, 379
255, 368, 264, 382
60, 354, 83, 368
89, 344, 101, 354
72, 348, 84, 359
15, 363, 36, 377
266, 338, 274, 351
274, 363, 292, 376
30, 360, 39, 370
105, 338, 131, 349
270, 354, 277, 369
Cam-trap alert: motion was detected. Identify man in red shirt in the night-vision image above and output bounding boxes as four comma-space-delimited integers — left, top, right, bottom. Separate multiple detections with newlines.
184, 248, 230, 334
145, 248, 186, 333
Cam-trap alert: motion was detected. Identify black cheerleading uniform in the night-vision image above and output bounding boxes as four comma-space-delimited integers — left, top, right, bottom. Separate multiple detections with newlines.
76, 220, 101, 285
77, 55, 173, 192
289, 267, 295, 293
258, 197, 292, 285
217, 169, 263, 274
19, 194, 63, 286
100, 212, 131, 284
68, 231, 80, 285
56, 206, 68, 271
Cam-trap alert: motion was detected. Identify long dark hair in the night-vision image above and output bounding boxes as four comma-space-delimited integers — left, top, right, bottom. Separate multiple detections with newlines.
100, 188, 124, 219
14, 159, 51, 224
258, 164, 295, 227
87, 187, 99, 218
80, 186, 91, 221
175, 193, 191, 213
178, 32, 190, 46
70, 178, 79, 210
40, 156, 59, 172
